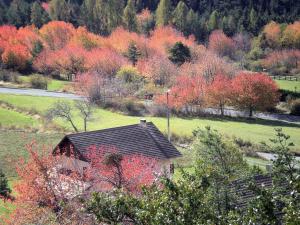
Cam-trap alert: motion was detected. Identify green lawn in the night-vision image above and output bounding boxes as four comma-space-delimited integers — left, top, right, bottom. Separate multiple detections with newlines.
0, 107, 39, 128
0, 94, 299, 152
19, 76, 69, 91
276, 80, 300, 92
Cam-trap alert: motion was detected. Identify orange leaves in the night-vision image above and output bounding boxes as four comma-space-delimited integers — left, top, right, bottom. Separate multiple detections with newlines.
70, 26, 103, 50
40, 21, 75, 50
282, 21, 300, 48
1, 44, 31, 70
263, 21, 281, 47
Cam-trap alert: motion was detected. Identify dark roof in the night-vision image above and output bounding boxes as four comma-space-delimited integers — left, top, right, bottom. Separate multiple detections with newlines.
55, 122, 182, 160
230, 174, 289, 211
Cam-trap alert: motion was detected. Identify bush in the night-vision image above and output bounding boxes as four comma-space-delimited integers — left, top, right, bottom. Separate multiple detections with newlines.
116, 66, 141, 83
29, 74, 48, 89
102, 99, 147, 116
0, 69, 21, 83
290, 99, 300, 116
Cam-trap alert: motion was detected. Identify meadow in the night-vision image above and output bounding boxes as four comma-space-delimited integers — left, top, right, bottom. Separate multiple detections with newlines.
276, 80, 300, 92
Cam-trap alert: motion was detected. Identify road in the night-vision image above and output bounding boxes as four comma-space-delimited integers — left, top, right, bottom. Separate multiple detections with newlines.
0, 87, 83, 100
0, 87, 299, 124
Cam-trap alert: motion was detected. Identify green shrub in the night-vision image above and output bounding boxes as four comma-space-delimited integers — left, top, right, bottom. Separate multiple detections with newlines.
29, 74, 48, 89
116, 66, 141, 83
0, 69, 21, 83
290, 99, 300, 116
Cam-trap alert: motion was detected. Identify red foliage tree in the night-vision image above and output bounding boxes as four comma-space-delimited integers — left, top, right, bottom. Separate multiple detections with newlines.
281, 21, 300, 48
0, 25, 17, 55
206, 74, 232, 115
208, 30, 236, 58
70, 26, 102, 50
84, 145, 159, 193
155, 74, 206, 110
1, 44, 31, 70
231, 72, 279, 117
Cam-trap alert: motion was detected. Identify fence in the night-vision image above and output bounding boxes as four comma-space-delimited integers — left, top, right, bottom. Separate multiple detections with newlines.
269, 75, 299, 81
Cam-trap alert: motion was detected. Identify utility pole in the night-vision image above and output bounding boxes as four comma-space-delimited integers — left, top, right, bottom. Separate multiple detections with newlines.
166, 89, 170, 141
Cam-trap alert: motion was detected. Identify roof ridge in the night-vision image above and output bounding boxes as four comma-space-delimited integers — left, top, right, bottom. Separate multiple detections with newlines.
67, 123, 152, 137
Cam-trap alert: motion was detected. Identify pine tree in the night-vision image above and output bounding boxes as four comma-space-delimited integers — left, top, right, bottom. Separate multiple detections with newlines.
172, 1, 188, 32
208, 10, 218, 32
168, 42, 191, 66
30, 1, 49, 28
0, 0, 7, 25
123, 0, 138, 32
249, 8, 258, 34
0, 170, 11, 200
6, 0, 30, 27
155, 0, 172, 27
80, 0, 96, 32
49, 0, 70, 21
127, 42, 141, 66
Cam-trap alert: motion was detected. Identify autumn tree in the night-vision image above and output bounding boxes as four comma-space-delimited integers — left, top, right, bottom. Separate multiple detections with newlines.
281, 21, 300, 48
231, 72, 279, 117
123, 0, 138, 32
84, 145, 159, 193
263, 21, 281, 48
206, 74, 232, 116
208, 30, 236, 58
155, 0, 172, 27
1, 44, 31, 71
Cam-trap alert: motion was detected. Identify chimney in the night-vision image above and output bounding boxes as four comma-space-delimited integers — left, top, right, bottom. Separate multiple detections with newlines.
140, 119, 147, 127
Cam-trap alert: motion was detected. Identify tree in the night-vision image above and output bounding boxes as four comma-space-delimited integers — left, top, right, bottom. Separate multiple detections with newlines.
74, 99, 93, 132
1, 44, 31, 71
30, 1, 50, 28
127, 42, 141, 66
6, 0, 30, 28
46, 101, 79, 132
84, 145, 159, 193
281, 21, 300, 48
208, 30, 236, 58
172, 1, 188, 32
249, 8, 258, 34
49, 0, 71, 22
123, 0, 138, 32
155, 0, 172, 27
168, 41, 191, 66
231, 72, 279, 117
206, 74, 232, 116
46, 100, 94, 132
263, 21, 281, 48
0, 170, 11, 200
207, 10, 218, 32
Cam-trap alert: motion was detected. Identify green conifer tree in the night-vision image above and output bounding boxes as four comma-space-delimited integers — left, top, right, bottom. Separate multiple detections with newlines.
30, 1, 49, 28
208, 10, 218, 32
127, 42, 141, 66
123, 0, 138, 32
155, 0, 172, 27
0, 170, 11, 200
172, 1, 188, 32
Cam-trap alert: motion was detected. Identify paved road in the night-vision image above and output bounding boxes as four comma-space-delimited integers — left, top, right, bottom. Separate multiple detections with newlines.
0, 87, 83, 100
0, 87, 299, 124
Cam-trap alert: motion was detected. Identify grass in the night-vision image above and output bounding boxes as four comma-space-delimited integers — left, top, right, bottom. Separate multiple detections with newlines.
0, 94, 299, 151
0, 130, 63, 177
0, 107, 39, 128
19, 76, 69, 91
0, 180, 16, 221
276, 80, 300, 92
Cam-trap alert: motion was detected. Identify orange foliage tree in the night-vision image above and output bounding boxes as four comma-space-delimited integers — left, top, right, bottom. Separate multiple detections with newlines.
206, 74, 232, 115
1, 44, 31, 70
263, 21, 281, 48
231, 72, 279, 117
39, 21, 75, 50
281, 21, 300, 48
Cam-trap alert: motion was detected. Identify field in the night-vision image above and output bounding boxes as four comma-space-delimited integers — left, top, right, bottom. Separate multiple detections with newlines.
0, 93, 299, 151
276, 80, 300, 92
19, 76, 69, 92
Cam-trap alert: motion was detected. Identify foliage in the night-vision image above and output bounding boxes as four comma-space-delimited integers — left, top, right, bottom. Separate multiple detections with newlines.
290, 99, 300, 116
0, 170, 11, 200
126, 42, 141, 66
231, 72, 279, 117
123, 0, 137, 32
168, 41, 191, 66
208, 30, 236, 58
29, 74, 48, 89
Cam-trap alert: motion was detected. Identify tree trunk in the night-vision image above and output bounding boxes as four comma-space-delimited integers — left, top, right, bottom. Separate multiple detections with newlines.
249, 106, 253, 117
220, 104, 224, 116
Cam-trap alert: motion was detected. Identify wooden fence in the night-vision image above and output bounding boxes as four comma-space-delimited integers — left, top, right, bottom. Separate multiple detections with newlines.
269, 75, 299, 81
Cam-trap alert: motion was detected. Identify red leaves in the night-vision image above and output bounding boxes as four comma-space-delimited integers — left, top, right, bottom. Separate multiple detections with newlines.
231, 72, 279, 114
85, 145, 159, 193
1, 44, 31, 70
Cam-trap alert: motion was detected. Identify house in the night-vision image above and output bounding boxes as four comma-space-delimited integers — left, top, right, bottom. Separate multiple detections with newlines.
53, 119, 182, 174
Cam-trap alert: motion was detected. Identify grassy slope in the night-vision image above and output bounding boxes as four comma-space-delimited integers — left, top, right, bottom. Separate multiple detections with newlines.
276, 80, 300, 92
0, 94, 299, 151
19, 76, 69, 91
0, 108, 39, 128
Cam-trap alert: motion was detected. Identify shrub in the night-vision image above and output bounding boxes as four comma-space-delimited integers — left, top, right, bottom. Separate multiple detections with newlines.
290, 99, 300, 116
116, 66, 141, 83
29, 74, 48, 89
0, 69, 20, 83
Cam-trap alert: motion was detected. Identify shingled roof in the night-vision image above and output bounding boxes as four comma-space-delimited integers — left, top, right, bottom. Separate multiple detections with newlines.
55, 121, 182, 160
